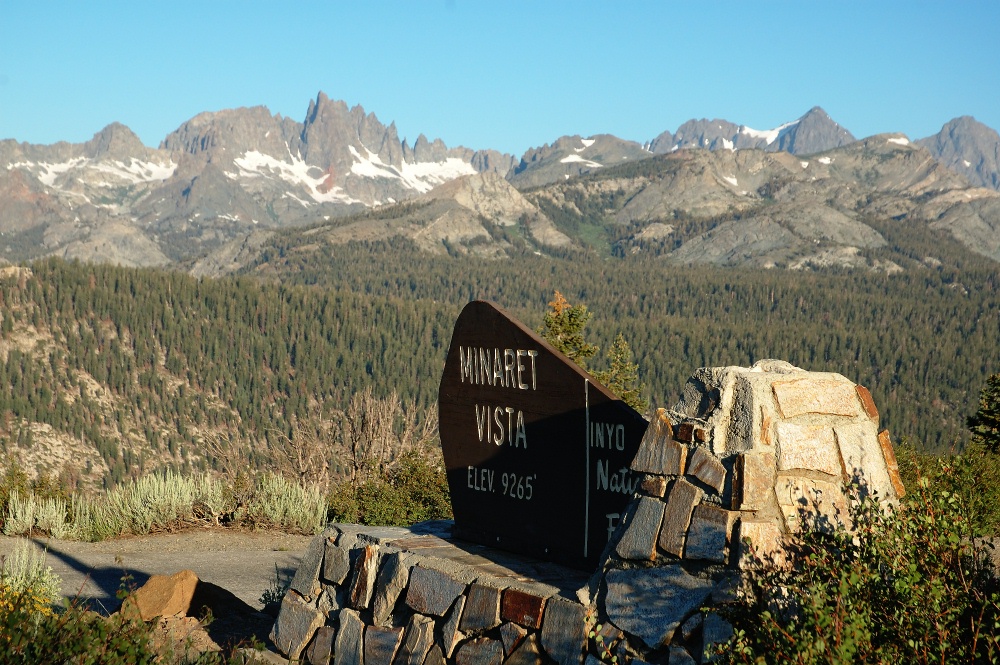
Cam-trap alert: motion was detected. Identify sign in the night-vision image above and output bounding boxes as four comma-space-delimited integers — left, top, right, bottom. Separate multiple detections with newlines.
438, 301, 648, 571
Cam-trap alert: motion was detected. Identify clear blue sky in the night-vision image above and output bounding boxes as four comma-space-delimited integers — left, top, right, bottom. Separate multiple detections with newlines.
2, 1, 998, 157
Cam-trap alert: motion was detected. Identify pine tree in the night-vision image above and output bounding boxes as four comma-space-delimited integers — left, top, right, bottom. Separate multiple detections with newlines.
968, 373, 1000, 453
538, 291, 599, 369
595, 333, 648, 414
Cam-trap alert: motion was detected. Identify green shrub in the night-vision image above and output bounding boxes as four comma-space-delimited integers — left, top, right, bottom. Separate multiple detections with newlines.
328, 450, 451, 527
0, 540, 61, 616
896, 440, 1000, 535
714, 455, 1000, 664
240, 472, 326, 534
1, 469, 328, 541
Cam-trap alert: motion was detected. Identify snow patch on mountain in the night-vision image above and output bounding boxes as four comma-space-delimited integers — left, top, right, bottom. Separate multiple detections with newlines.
8, 157, 176, 188
230, 150, 359, 204
887, 136, 910, 146
740, 119, 800, 145
559, 154, 603, 168
348, 145, 476, 194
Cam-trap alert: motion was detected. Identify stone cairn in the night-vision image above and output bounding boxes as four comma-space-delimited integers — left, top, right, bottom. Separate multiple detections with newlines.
270, 360, 904, 665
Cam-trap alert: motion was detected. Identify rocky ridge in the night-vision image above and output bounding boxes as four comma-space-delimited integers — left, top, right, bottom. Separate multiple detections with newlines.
3, 95, 1000, 269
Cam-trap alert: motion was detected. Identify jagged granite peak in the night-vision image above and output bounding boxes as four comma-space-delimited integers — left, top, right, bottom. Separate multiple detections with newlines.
160, 105, 301, 162
650, 107, 855, 156
772, 106, 855, 154
508, 133, 651, 188
83, 123, 150, 160
917, 116, 1000, 191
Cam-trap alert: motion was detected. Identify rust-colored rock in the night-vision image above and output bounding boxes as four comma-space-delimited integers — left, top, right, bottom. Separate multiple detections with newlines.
501, 588, 547, 629
641, 475, 667, 497
855, 385, 879, 420
675, 422, 695, 443
878, 429, 905, 497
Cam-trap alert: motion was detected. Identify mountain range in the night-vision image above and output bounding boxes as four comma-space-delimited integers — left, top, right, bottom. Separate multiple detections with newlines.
2, 92, 999, 270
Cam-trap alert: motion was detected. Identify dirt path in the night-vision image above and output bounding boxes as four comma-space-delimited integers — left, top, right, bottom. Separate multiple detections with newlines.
0, 527, 314, 614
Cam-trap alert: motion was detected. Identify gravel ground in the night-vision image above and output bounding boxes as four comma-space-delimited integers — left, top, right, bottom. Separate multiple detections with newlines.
0, 527, 314, 614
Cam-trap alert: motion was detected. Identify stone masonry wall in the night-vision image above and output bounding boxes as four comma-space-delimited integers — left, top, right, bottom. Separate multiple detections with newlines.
270, 360, 904, 665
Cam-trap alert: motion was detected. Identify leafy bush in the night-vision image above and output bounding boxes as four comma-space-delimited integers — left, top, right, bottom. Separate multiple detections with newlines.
328, 450, 451, 527
714, 456, 1000, 664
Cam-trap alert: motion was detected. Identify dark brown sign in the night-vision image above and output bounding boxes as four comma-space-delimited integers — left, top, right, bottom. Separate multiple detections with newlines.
439, 301, 648, 570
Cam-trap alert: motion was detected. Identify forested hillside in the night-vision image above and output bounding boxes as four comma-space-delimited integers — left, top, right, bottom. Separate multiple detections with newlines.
249, 228, 999, 454
0, 230, 995, 490
0, 260, 457, 488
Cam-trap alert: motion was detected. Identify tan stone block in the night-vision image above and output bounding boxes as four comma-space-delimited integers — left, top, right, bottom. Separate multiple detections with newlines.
733, 451, 776, 512
736, 519, 786, 567
835, 423, 896, 501
631, 408, 687, 475
775, 422, 843, 476
760, 410, 774, 447
855, 384, 879, 420
128, 569, 199, 621
878, 429, 905, 497
775, 476, 849, 530
684, 504, 738, 563
657, 478, 701, 557
772, 377, 860, 419
686, 446, 726, 493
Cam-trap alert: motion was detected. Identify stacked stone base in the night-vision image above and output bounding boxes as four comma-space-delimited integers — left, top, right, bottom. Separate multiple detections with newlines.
270, 521, 596, 665
271, 361, 905, 664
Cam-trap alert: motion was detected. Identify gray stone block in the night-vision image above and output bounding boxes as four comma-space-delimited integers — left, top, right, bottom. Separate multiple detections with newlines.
459, 582, 503, 632
604, 567, 714, 650
632, 409, 687, 475
616, 496, 666, 561
304, 625, 335, 665
455, 637, 503, 665
395, 613, 435, 665
669, 646, 698, 665
333, 608, 363, 665
371, 551, 413, 627
658, 478, 702, 557
440, 595, 467, 658
269, 592, 325, 661
700, 614, 734, 663
322, 539, 350, 585
685, 504, 738, 563
540, 597, 587, 665
405, 565, 466, 616
424, 645, 447, 665
363, 625, 403, 665
505, 635, 547, 665
289, 536, 326, 601
236, 647, 289, 664
500, 621, 528, 657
